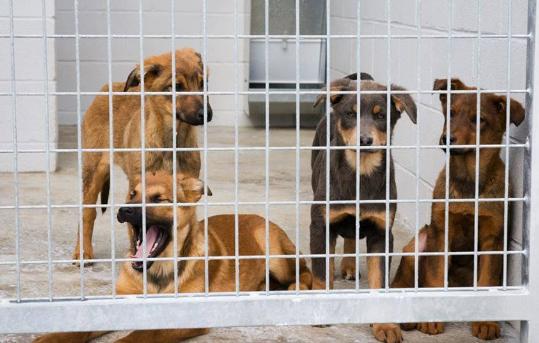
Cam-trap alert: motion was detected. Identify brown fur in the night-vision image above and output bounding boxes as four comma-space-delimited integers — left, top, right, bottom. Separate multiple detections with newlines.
375, 78, 525, 343
73, 49, 213, 263
37, 172, 311, 343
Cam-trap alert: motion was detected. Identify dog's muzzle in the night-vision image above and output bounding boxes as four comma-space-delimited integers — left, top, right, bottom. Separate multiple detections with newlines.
117, 207, 172, 272
180, 105, 213, 126
117, 206, 137, 224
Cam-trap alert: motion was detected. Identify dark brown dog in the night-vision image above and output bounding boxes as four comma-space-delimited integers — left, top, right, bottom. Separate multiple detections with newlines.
73, 49, 213, 263
374, 78, 525, 343
36, 171, 311, 343
310, 73, 417, 336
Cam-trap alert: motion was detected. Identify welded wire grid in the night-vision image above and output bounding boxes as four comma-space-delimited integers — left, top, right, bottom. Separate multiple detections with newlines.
1, 0, 532, 294
1, 0, 538, 336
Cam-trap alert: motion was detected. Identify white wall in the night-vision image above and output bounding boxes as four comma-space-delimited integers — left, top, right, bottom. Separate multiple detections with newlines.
0, 0, 57, 172
55, 0, 251, 127
330, 0, 529, 284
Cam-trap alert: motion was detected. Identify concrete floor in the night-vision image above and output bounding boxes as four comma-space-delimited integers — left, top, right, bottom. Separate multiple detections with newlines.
0, 126, 516, 342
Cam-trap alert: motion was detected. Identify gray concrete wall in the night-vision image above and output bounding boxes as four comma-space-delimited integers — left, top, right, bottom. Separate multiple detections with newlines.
55, 0, 251, 127
0, 0, 57, 172
330, 0, 529, 284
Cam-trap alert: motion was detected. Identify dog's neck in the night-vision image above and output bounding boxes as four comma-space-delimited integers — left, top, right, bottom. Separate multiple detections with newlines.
342, 149, 385, 176
448, 148, 502, 194
146, 213, 203, 291
144, 100, 194, 138
145, 100, 200, 177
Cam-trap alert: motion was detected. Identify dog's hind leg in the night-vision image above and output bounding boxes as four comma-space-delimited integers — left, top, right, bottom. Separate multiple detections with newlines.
267, 228, 312, 291
391, 226, 427, 289
72, 156, 110, 264
115, 329, 209, 343
288, 258, 313, 291
33, 331, 110, 343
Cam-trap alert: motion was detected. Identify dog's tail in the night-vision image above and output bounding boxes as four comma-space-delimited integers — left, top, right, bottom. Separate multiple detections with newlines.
100, 177, 110, 214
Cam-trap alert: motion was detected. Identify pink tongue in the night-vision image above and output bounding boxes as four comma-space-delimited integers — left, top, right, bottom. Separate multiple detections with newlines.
133, 225, 159, 258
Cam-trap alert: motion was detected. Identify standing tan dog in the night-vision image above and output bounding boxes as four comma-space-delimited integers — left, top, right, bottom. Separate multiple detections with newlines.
374, 78, 525, 343
73, 49, 213, 263
36, 172, 311, 343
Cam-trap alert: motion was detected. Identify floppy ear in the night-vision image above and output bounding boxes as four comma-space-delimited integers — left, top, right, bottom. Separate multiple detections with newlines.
313, 78, 353, 108
391, 84, 417, 124
123, 64, 162, 92
177, 177, 211, 203
344, 72, 374, 81
432, 78, 468, 103
132, 174, 141, 187
194, 51, 204, 70
492, 95, 526, 126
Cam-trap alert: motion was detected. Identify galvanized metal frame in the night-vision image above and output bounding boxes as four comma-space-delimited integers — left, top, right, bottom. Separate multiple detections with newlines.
1, 0, 538, 340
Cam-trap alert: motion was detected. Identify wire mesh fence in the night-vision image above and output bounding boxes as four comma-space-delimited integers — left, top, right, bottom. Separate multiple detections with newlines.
1, 0, 538, 341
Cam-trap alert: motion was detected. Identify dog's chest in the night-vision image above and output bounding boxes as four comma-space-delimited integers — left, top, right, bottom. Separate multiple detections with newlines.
330, 173, 388, 200
448, 213, 480, 251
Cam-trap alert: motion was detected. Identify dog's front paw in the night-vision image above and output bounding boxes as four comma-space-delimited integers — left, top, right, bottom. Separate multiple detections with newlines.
340, 257, 360, 281
72, 249, 94, 267
417, 322, 444, 335
471, 321, 500, 340
372, 323, 403, 343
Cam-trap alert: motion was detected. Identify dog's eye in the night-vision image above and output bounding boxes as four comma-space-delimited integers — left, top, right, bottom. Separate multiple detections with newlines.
175, 82, 183, 91
150, 195, 161, 203
471, 116, 486, 125
376, 112, 386, 120
129, 190, 136, 198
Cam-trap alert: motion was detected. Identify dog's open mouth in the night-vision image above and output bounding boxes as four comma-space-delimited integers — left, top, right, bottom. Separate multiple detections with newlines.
349, 148, 380, 154
442, 147, 475, 155
131, 224, 171, 272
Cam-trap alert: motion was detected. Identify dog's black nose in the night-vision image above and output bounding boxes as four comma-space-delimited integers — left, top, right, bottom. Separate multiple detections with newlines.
441, 134, 456, 145
197, 107, 213, 123
117, 207, 134, 223
360, 136, 373, 146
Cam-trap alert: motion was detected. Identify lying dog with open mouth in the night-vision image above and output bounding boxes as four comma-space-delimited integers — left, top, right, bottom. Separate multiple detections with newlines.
374, 78, 525, 343
35, 171, 311, 343
73, 48, 213, 264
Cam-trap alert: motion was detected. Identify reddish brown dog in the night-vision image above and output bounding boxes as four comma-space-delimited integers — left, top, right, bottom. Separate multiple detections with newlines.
374, 78, 525, 343
36, 171, 311, 342
73, 49, 212, 263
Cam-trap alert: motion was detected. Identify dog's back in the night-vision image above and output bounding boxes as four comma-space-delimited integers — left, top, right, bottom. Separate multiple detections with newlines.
206, 214, 312, 290
82, 82, 140, 150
